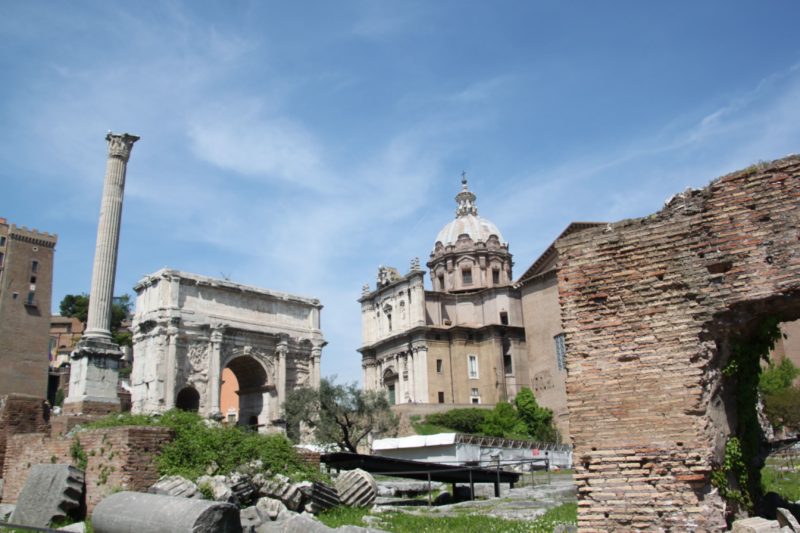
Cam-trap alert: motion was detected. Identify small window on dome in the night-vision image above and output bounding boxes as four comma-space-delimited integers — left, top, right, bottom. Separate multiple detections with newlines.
492, 269, 500, 284
462, 268, 472, 285
438, 274, 445, 290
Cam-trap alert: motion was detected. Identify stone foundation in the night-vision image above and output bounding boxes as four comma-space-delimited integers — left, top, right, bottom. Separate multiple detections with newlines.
556, 156, 800, 530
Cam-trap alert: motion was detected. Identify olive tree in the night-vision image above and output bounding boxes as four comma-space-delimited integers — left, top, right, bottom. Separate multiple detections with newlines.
283, 377, 398, 452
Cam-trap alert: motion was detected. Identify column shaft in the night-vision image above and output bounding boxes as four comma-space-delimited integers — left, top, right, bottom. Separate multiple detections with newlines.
85, 133, 139, 338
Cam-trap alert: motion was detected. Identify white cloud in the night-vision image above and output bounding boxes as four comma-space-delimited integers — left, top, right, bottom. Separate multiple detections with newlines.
187, 105, 332, 192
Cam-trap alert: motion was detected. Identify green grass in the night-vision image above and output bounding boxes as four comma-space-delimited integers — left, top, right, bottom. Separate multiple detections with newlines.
761, 459, 800, 502
317, 506, 372, 528
318, 503, 577, 533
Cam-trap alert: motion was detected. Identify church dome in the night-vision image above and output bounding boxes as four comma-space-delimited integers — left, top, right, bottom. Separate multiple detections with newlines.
434, 214, 506, 247
433, 176, 506, 247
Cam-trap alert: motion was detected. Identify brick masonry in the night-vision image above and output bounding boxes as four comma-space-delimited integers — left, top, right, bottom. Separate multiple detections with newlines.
0, 394, 49, 474
555, 156, 800, 530
1, 426, 173, 513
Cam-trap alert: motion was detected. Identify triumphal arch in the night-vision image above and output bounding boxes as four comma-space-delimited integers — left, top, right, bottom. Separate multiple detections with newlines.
130, 269, 324, 432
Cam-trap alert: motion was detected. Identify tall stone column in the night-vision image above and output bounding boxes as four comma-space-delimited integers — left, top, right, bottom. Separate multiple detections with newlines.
64, 132, 139, 415
85, 133, 139, 338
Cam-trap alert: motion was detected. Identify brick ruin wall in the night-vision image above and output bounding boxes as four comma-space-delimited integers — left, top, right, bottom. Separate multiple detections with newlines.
0, 394, 49, 473
556, 156, 800, 531
1, 426, 173, 513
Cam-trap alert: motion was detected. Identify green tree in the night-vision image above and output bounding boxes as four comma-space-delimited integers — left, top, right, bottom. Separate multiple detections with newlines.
759, 358, 800, 395
60, 293, 134, 347
480, 402, 528, 439
514, 387, 559, 442
283, 378, 398, 452
59, 293, 132, 330
763, 386, 800, 430
59, 293, 90, 324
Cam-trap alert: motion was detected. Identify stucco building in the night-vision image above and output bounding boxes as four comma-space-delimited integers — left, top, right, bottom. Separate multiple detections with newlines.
131, 269, 325, 433
0, 217, 57, 398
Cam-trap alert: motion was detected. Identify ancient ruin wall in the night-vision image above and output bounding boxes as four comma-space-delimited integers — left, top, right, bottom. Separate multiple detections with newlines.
2, 426, 172, 513
556, 156, 800, 531
0, 394, 49, 474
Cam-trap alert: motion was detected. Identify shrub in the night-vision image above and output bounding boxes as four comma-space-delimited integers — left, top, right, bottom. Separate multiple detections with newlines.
480, 402, 528, 439
84, 410, 319, 482
424, 408, 488, 434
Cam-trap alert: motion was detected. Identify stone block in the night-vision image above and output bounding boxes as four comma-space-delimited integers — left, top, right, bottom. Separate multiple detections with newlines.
731, 516, 782, 533
256, 512, 333, 532
255, 496, 290, 522
335, 469, 377, 508
149, 475, 200, 499
9, 464, 85, 528
197, 475, 236, 503
229, 476, 257, 505
92, 491, 241, 533
260, 474, 304, 511
777, 508, 800, 532
0, 503, 15, 521
302, 482, 340, 514
60, 522, 87, 532
240, 505, 262, 532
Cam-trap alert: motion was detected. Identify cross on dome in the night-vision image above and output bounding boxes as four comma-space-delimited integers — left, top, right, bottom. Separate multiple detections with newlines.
455, 171, 478, 217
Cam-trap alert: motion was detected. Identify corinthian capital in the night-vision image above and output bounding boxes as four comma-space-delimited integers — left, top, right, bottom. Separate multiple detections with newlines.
106, 132, 140, 161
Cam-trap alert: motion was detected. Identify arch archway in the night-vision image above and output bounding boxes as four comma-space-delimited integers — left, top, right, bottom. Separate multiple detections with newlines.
222, 356, 269, 430
383, 367, 398, 405
175, 386, 200, 412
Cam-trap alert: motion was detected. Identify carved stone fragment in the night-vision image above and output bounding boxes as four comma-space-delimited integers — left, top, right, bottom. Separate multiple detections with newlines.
10, 464, 85, 527
335, 469, 377, 508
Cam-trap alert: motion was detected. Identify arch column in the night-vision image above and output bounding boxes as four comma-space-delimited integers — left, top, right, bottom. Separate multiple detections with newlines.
311, 343, 322, 388
164, 317, 180, 409
275, 338, 289, 409
209, 325, 224, 418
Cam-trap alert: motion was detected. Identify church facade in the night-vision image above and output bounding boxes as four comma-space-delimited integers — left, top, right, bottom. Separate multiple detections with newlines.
359, 178, 530, 408
359, 177, 601, 440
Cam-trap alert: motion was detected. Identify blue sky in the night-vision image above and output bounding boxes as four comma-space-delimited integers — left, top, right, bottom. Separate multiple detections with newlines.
2, 1, 800, 384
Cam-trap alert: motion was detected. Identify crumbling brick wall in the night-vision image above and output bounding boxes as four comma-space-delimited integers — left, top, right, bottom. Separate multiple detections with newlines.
0, 394, 49, 473
1, 426, 173, 513
556, 156, 800, 531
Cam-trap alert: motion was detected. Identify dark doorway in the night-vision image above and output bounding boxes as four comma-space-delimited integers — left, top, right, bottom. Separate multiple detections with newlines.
176, 387, 200, 412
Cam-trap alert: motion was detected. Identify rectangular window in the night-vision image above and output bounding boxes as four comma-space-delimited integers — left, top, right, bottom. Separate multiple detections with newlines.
438, 391, 445, 403
26, 291, 35, 306
438, 274, 445, 290
492, 269, 500, 284
554, 333, 566, 371
30, 276, 36, 284
0, 236, 5, 246
31, 260, 39, 273
504, 353, 513, 375
468, 354, 478, 379
0, 251, 4, 267
462, 268, 472, 285
500, 311, 509, 325
436, 359, 443, 373
471, 397, 480, 404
